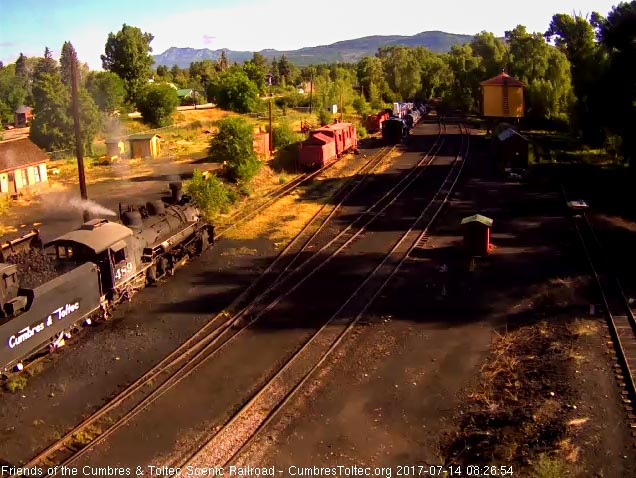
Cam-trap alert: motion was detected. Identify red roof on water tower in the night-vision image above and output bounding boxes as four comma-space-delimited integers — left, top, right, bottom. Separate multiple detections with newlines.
480, 72, 525, 87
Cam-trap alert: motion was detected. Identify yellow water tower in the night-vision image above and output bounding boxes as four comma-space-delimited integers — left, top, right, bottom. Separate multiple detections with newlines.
480, 72, 525, 118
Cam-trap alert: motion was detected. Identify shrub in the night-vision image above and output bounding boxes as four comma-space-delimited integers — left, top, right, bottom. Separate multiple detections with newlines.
136, 84, 178, 127
317, 109, 332, 126
270, 122, 303, 150
207, 68, 261, 113
356, 125, 367, 139
209, 117, 261, 182
185, 169, 233, 221
352, 97, 372, 117
5, 375, 28, 393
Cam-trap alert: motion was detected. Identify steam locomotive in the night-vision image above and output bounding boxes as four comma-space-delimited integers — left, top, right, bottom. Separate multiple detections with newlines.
0, 182, 214, 373
381, 104, 428, 144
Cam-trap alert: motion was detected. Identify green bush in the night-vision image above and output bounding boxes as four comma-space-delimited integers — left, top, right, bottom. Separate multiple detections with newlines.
317, 109, 332, 126
209, 117, 261, 182
356, 125, 368, 139
270, 122, 303, 150
352, 97, 372, 117
136, 84, 179, 127
185, 169, 233, 221
277, 92, 310, 109
206, 68, 261, 113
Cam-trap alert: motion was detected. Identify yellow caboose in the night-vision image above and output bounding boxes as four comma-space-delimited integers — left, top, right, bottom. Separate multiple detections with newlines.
480, 72, 525, 119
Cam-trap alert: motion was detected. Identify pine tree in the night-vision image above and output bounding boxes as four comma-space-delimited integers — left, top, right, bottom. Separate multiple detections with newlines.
60, 41, 79, 88
33, 47, 59, 83
29, 72, 72, 151
216, 51, 229, 72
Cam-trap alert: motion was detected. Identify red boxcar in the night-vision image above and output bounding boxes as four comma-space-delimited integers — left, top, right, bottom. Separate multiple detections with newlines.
298, 133, 337, 170
365, 111, 390, 133
298, 122, 358, 171
312, 122, 358, 156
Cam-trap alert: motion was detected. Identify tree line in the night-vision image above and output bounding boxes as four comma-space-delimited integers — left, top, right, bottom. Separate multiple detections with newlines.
0, 2, 634, 162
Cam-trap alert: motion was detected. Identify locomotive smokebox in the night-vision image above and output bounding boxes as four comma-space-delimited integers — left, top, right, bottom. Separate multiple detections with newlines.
169, 182, 183, 204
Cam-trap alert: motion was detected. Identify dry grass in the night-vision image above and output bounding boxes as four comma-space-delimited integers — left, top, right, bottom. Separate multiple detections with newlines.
69, 425, 101, 448
530, 454, 571, 478
566, 319, 598, 338
221, 151, 367, 243
443, 319, 591, 474
372, 147, 402, 175
4, 374, 28, 393
221, 190, 325, 243
221, 247, 258, 256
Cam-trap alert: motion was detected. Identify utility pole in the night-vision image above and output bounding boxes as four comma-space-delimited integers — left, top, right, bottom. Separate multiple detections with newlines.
309, 72, 313, 114
268, 100, 273, 153
70, 56, 89, 222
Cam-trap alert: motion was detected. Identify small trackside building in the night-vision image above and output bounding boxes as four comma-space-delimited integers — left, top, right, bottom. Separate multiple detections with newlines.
129, 134, 162, 159
461, 214, 493, 257
0, 138, 49, 197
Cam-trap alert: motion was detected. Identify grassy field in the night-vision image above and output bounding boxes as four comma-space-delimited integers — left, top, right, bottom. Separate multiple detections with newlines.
0, 105, 366, 238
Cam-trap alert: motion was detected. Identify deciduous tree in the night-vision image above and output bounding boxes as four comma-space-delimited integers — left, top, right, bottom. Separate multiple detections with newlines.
598, 1, 636, 165
101, 24, 155, 106
207, 67, 261, 113
208, 117, 260, 182
86, 71, 126, 114
136, 84, 178, 127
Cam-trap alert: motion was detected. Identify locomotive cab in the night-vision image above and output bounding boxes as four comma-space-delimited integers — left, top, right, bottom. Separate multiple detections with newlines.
0, 263, 25, 318
46, 219, 135, 298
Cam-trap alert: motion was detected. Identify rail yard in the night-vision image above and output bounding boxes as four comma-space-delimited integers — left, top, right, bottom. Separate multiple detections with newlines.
2, 107, 636, 478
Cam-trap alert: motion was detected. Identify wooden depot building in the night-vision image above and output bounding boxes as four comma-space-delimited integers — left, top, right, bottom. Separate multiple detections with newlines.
0, 138, 49, 197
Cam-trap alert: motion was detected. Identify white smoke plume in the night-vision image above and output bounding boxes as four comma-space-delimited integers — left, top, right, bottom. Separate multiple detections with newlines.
68, 197, 117, 217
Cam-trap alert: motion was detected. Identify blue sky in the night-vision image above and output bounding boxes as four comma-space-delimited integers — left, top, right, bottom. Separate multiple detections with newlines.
0, 0, 620, 70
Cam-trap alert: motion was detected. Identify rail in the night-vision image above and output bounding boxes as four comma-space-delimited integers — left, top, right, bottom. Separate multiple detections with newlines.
560, 184, 636, 416
13, 133, 410, 475
181, 121, 470, 469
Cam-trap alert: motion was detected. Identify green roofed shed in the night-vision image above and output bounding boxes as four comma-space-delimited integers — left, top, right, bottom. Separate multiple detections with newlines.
176, 89, 194, 98
461, 214, 493, 256
461, 214, 493, 227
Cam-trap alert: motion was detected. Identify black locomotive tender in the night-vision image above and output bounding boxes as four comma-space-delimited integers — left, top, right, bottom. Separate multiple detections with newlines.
381, 104, 426, 144
0, 182, 214, 373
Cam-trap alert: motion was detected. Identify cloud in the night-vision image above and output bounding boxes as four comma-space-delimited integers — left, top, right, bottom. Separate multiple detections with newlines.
202, 35, 216, 45
0, 42, 19, 48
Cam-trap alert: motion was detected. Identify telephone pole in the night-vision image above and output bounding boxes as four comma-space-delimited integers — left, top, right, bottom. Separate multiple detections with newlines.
268, 100, 273, 153
309, 72, 313, 115
70, 57, 89, 222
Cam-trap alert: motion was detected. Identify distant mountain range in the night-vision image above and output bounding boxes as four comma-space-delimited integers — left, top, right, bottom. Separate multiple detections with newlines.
152, 31, 474, 68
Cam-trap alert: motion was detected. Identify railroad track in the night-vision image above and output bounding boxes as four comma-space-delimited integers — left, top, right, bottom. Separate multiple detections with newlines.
13, 124, 439, 475
560, 185, 636, 429
215, 150, 350, 240
3, 143, 393, 383
40, 120, 455, 471
181, 121, 470, 470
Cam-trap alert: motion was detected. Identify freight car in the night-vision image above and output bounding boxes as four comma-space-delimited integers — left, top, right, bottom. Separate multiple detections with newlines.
365, 110, 390, 133
0, 182, 214, 373
382, 116, 408, 144
298, 122, 358, 170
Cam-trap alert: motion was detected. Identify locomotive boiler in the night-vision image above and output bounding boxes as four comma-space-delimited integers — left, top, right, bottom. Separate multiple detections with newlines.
0, 182, 214, 373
